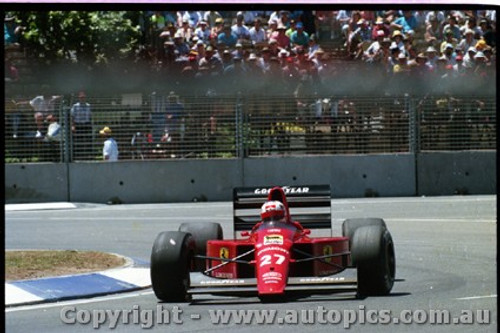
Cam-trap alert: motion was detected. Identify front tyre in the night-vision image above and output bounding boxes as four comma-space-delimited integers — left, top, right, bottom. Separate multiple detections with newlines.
351, 225, 395, 297
150, 231, 194, 302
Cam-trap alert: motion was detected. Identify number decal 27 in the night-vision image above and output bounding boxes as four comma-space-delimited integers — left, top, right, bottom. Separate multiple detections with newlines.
259, 254, 286, 267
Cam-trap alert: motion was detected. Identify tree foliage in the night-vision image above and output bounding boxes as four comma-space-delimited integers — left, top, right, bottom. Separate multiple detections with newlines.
10, 11, 142, 66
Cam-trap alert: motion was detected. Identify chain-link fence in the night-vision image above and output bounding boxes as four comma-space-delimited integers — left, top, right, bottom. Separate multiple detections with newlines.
4, 93, 496, 163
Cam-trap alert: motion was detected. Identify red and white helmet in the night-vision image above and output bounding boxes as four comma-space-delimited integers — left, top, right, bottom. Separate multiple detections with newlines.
260, 200, 286, 221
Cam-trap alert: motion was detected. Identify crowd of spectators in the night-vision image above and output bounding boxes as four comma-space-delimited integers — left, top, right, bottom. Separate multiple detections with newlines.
135, 9, 496, 96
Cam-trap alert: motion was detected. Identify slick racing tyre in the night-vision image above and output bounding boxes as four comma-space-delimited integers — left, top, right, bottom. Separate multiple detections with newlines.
351, 225, 395, 297
342, 218, 387, 268
179, 222, 223, 271
150, 231, 195, 302
342, 217, 387, 246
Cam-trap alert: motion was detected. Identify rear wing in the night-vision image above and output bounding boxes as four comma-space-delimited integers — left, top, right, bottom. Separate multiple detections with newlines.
233, 185, 332, 236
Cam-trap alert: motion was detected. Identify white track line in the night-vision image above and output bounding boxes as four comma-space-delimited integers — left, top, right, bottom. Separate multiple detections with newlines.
456, 294, 497, 301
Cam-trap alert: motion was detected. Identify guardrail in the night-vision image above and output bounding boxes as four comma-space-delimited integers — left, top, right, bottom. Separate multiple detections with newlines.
4, 94, 496, 163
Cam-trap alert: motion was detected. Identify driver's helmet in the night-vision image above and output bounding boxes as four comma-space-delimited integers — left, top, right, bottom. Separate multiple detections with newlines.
260, 200, 286, 223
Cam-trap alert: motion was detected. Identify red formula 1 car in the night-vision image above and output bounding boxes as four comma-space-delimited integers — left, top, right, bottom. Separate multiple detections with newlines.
150, 185, 395, 302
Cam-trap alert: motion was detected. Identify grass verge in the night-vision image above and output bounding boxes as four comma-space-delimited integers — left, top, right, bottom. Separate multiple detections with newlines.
5, 250, 126, 281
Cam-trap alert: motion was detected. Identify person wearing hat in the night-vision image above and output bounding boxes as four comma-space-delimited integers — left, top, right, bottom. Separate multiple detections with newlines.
231, 12, 251, 41
203, 10, 223, 28
70, 90, 92, 160
270, 23, 290, 50
173, 30, 190, 56
424, 46, 438, 71
198, 44, 223, 74
176, 18, 194, 42
457, 28, 478, 55
194, 20, 210, 43
371, 16, 390, 41
364, 30, 386, 63
463, 46, 477, 68
209, 17, 225, 40
349, 18, 372, 58
99, 126, 118, 161
290, 21, 310, 48
390, 30, 405, 53
249, 18, 267, 45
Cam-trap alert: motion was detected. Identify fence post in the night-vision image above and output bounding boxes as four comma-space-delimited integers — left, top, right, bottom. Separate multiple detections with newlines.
408, 95, 419, 154
63, 101, 72, 163
235, 92, 244, 158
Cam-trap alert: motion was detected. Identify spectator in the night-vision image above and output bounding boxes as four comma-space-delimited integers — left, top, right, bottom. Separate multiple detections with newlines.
199, 45, 223, 74
290, 22, 310, 49
271, 24, 290, 50
257, 47, 272, 73
268, 39, 280, 57
218, 24, 238, 47
44, 114, 61, 142
4, 15, 24, 48
5, 57, 19, 82
278, 10, 291, 29
176, 19, 194, 42
391, 30, 405, 53
364, 30, 386, 63
99, 126, 119, 161
440, 29, 458, 54
231, 43, 245, 59
307, 34, 320, 60
70, 91, 92, 160
204, 11, 223, 28
194, 20, 210, 43
266, 18, 278, 40
30, 87, 62, 138
391, 10, 418, 34
457, 29, 478, 54
249, 18, 267, 45
237, 11, 256, 26
371, 17, 390, 41
42, 114, 62, 162
180, 11, 202, 27
478, 18, 495, 47
285, 19, 297, 38
425, 14, 443, 47
173, 31, 190, 56
342, 11, 362, 42
231, 13, 251, 41
210, 17, 225, 41
425, 10, 445, 26
350, 18, 372, 58
463, 46, 477, 68
442, 14, 462, 41
441, 44, 456, 65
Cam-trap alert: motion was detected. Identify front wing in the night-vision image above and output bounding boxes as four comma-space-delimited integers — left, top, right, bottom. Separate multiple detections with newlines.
188, 272, 357, 297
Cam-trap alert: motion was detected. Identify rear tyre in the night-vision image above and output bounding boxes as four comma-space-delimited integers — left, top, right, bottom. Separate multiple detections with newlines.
179, 222, 223, 271
351, 225, 395, 297
150, 231, 194, 302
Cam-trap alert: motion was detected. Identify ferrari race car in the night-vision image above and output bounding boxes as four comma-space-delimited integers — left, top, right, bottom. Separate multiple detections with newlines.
150, 185, 395, 302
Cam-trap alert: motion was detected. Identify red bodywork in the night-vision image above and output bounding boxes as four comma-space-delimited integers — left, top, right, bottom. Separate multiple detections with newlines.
206, 187, 350, 296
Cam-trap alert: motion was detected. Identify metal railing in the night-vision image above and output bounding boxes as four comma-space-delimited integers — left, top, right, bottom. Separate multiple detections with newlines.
4, 94, 496, 163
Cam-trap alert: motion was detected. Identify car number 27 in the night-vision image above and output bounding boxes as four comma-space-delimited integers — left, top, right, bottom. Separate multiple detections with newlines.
260, 254, 286, 267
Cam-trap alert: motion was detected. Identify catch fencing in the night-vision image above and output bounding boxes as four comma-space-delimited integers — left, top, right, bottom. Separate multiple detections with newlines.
4, 94, 496, 163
